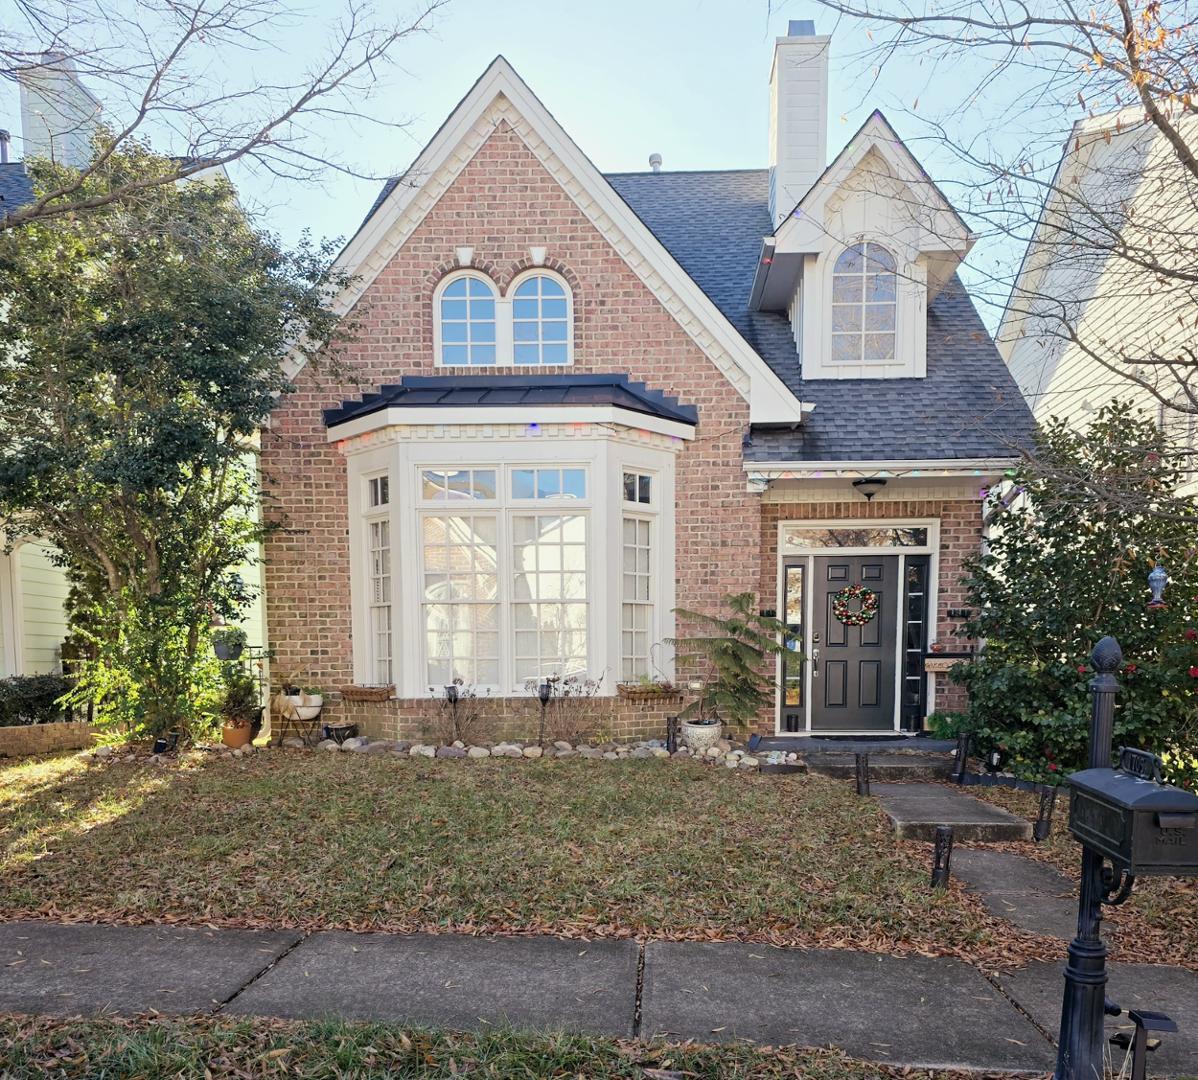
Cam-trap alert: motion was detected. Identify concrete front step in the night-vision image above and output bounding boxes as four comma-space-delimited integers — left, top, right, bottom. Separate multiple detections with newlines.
872, 782, 1033, 842
804, 752, 954, 781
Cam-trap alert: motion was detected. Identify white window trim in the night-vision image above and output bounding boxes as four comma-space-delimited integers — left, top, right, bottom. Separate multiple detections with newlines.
801, 238, 928, 381
0, 542, 23, 677
773, 517, 940, 735
344, 434, 677, 698
433, 268, 575, 369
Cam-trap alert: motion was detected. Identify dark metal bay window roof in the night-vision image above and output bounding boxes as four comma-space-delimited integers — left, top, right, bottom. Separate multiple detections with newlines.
323, 374, 699, 432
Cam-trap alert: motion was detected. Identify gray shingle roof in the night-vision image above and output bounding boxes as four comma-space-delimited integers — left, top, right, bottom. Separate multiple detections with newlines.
0, 163, 34, 219
325, 374, 698, 431
604, 168, 1036, 463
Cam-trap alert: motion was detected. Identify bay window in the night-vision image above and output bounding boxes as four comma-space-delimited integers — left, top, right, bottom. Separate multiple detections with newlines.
346, 435, 678, 696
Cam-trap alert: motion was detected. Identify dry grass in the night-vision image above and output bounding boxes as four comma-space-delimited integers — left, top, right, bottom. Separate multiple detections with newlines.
0, 751, 1042, 965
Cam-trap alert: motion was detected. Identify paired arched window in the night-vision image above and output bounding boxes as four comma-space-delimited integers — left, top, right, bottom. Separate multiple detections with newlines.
436, 271, 572, 367
830, 242, 897, 364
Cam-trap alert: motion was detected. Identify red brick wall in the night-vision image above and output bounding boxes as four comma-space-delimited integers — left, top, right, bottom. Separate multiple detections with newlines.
759, 497, 981, 724
262, 122, 757, 711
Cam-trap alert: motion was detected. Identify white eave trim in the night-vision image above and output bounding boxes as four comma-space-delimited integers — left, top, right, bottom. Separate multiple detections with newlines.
327, 405, 697, 444
744, 457, 1018, 478
295, 56, 808, 426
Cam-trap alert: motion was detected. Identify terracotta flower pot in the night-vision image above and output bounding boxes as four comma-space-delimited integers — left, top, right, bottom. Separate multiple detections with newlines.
222, 721, 253, 748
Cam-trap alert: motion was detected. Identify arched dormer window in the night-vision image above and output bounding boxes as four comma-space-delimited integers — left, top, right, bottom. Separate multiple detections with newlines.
436, 273, 497, 366
510, 272, 572, 366
831, 242, 897, 364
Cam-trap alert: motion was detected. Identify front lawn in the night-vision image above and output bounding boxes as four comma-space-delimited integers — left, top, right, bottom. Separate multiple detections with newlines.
0, 1014, 1014, 1079
0, 751, 1031, 964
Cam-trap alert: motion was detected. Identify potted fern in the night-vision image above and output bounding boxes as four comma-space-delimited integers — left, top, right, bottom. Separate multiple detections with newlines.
668, 593, 789, 752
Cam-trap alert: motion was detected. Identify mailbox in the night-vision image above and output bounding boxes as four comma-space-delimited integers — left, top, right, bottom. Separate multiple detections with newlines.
1068, 748, 1198, 876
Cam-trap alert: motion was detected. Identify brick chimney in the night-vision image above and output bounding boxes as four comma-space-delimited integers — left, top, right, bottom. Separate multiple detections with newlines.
768, 19, 830, 229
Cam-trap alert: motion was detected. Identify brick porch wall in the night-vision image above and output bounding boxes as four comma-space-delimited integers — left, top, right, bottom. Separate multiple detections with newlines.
261, 122, 759, 730
758, 497, 981, 725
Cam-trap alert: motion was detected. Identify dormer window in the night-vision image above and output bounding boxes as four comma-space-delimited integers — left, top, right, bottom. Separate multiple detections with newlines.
831, 243, 896, 364
438, 273, 497, 366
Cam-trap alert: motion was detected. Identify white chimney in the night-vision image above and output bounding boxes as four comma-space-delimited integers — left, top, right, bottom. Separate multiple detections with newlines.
768, 20, 830, 229
18, 52, 102, 168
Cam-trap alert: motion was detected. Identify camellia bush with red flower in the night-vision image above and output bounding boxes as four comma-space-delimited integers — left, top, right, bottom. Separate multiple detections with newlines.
953, 404, 1198, 789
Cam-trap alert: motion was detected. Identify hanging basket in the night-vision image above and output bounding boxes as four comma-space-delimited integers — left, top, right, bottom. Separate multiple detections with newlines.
339, 684, 395, 702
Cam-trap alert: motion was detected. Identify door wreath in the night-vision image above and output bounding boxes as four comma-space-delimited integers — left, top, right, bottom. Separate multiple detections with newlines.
832, 584, 878, 626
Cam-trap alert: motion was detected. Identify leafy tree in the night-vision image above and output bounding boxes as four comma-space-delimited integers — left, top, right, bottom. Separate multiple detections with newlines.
669, 593, 788, 730
0, 143, 347, 738
955, 402, 1198, 787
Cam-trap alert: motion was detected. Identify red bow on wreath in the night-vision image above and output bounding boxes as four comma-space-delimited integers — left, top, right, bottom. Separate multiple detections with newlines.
832, 584, 879, 626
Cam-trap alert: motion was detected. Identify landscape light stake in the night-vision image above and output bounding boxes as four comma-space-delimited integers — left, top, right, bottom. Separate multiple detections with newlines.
444, 683, 460, 742
537, 680, 552, 747
1055, 636, 1122, 1080
855, 753, 870, 796
953, 731, 971, 784
665, 715, 679, 754
930, 825, 953, 888
1034, 787, 1058, 842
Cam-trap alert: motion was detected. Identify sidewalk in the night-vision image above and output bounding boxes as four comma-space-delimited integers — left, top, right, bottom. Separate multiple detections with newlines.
2, 921, 1196, 1074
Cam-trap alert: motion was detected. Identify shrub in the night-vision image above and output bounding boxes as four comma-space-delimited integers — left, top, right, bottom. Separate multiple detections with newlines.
0, 674, 71, 726
955, 403, 1198, 783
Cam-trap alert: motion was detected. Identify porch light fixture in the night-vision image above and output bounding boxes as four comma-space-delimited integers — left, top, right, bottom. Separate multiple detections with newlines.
851, 477, 887, 502
1148, 563, 1168, 609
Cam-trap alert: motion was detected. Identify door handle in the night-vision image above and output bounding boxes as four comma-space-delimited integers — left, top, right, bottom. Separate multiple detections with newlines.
811, 647, 820, 676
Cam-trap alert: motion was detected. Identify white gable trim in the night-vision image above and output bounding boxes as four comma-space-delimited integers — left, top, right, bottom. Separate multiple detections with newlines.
293, 57, 808, 425
776, 112, 973, 253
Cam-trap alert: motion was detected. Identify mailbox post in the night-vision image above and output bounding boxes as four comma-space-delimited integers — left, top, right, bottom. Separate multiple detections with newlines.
1056, 635, 1198, 1080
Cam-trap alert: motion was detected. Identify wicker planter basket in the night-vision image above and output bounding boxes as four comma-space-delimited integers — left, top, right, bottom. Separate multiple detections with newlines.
339, 684, 395, 702
616, 683, 681, 701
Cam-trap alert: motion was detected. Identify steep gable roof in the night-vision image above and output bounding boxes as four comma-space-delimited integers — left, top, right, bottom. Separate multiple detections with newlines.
323, 57, 809, 425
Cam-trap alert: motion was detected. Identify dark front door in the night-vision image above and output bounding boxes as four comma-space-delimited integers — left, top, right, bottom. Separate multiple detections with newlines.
810, 555, 898, 732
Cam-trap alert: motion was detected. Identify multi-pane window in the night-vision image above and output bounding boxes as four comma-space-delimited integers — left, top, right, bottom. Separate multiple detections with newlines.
512, 275, 570, 365
512, 467, 585, 500
512, 514, 588, 681
368, 475, 389, 508
621, 517, 652, 680
417, 465, 590, 688
368, 519, 393, 683
622, 471, 652, 504
831, 242, 897, 364
421, 514, 500, 686
439, 275, 497, 366
422, 468, 497, 501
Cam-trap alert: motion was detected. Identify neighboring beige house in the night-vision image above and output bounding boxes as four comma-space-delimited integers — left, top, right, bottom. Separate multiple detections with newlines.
997, 106, 1198, 449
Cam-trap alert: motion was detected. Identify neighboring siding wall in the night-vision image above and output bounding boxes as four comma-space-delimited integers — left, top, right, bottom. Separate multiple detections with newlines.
18, 541, 70, 674
262, 121, 757, 703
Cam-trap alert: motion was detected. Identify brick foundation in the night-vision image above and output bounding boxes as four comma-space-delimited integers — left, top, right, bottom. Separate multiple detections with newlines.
284, 692, 686, 745
0, 721, 94, 758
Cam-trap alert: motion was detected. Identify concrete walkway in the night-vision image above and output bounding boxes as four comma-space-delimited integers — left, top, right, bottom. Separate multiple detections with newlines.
873, 781, 1033, 841
2, 921, 1196, 1074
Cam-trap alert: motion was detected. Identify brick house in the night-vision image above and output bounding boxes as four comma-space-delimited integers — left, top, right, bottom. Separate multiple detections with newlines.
263, 22, 1035, 742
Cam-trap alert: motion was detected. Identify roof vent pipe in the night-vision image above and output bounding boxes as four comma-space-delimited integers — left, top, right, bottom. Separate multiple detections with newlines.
0, 131, 9, 164
649, 152, 662, 173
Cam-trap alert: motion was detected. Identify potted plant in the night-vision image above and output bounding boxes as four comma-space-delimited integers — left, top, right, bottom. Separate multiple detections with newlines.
282, 684, 323, 721
668, 593, 789, 753
221, 668, 262, 748
213, 626, 248, 661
